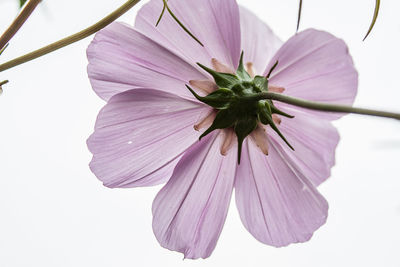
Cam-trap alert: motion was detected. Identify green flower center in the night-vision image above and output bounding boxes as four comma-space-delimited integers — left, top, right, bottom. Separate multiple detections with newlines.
187, 52, 294, 163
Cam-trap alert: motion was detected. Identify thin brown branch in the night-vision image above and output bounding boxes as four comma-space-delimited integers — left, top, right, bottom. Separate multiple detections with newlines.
0, 0, 141, 72
0, 0, 42, 50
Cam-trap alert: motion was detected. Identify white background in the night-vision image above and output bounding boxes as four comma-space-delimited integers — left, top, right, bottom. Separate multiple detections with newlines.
0, 0, 399, 266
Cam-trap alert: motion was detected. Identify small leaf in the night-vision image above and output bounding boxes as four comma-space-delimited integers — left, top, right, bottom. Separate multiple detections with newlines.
296, 0, 303, 32
363, 0, 380, 41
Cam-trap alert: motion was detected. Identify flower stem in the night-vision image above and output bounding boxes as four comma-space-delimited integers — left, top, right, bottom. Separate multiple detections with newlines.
0, 0, 41, 51
253, 92, 400, 120
0, 0, 141, 72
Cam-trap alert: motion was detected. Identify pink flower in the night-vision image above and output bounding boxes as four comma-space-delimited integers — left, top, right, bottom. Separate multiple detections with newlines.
87, 0, 357, 259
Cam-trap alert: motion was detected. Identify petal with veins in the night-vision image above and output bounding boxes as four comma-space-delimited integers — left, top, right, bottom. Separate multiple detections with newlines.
235, 139, 328, 247
135, 0, 241, 70
265, 29, 358, 120
87, 22, 206, 101
239, 7, 282, 74
270, 110, 340, 186
152, 132, 237, 259
88, 89, 206, 188
194, 110, 216, 131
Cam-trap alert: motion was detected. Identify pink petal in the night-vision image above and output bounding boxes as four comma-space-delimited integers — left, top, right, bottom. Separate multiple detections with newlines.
189, 80, 217, 95
211, 58, 235, 74
264, 29, 358, 120
235, 139, 328, 247
274, 110, 340, 186
152, 132, 237, 259
87, 89, 207, 188
249, 124, 269, 155
239, 7, 282, 75
135, 0, 241, 70
87, 22, 206, 101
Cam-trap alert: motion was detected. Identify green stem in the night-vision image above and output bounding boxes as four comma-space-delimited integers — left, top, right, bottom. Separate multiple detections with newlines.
0, 0, 41, 51
0, 0, 141, 72
251, 92, 400, 120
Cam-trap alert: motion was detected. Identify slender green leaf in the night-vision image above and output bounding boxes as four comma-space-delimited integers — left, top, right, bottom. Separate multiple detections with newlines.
156, 0, 203, 46
266, 60, 279, 79
364, 0, 380, 41
155, 1, 167, 26
296, 0, 303, 32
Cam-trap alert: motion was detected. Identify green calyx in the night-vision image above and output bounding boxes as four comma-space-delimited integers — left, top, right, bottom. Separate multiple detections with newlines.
187, 52, 294, 164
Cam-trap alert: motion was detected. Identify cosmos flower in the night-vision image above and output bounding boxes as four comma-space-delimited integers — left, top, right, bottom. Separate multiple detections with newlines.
86, 0, 357, 259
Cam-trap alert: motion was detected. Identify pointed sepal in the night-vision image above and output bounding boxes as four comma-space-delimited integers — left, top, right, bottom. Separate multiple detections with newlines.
234, 117, 257, 164
271, 105, 295, 118
259, 103, 294, 151
236, 52, 252, 81
199, 109, 237, 140
187, 85, 235, 109
197, 63, 239, 89
191, 54, 295, 164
